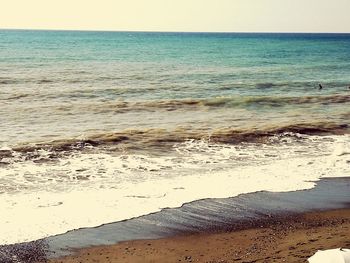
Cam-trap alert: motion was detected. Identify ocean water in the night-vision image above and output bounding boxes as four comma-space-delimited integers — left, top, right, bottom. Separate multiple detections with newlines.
0, 30, 350, 245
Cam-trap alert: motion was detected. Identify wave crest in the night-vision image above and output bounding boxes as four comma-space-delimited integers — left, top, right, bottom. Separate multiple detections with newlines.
2, 122, 347, 160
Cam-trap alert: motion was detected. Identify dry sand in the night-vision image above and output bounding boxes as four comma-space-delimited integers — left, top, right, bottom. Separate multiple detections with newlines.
48, 209, 350, 263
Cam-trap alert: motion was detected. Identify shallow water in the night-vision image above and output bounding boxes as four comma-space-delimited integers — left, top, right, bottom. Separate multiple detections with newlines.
0, 30, 350, 244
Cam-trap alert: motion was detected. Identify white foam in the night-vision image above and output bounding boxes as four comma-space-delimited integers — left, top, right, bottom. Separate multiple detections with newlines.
0, 146, 12, 151
308, 248, 350, 262
0, 134, 349, 245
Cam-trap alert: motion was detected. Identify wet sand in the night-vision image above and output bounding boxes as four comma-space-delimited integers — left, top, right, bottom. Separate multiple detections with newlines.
49, 209, 350, 263
43, 177, 350, 257
1, 178, 349, 263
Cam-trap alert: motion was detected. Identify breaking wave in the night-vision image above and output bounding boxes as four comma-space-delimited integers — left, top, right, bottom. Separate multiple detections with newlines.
1, 122, 348, 165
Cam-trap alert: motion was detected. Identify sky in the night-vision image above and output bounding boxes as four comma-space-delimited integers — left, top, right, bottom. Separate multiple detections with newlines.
1, 0, 350, 32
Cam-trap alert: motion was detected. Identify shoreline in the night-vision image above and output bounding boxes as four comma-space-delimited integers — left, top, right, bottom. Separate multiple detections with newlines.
1, 30, 350, 263
0, 177, 349, 262
45, 177, 350, 257
49, 208, 350, 263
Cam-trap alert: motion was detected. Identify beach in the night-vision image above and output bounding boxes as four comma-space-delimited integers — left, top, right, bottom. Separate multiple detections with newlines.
0, 31, 349, 262
0, 177, 349, 262
2, 0, 350, 259
48, 208, 350, 263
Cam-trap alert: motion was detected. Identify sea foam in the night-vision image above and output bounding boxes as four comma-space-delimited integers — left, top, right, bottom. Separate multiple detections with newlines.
0, 134, 349, 245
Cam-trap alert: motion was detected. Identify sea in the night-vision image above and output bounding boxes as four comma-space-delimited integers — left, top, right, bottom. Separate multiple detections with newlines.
0, 30, 350, 245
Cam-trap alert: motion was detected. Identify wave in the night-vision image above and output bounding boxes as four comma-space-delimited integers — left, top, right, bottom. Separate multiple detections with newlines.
154, 94, 350, 108
2, 122, 347, 160
51, 93, 350, 113
1, 127, 349, 245
37, 79, 54, 84
0, 93, 31, 101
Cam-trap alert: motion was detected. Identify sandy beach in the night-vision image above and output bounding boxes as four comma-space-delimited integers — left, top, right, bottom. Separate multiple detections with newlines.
48, 208, 350, 263
1, 177, 348, 263
1, 30, 349, 263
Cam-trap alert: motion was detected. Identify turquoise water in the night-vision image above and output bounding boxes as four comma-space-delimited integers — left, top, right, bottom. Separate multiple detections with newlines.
1, 31, 350, 147
0, 30, 350, 245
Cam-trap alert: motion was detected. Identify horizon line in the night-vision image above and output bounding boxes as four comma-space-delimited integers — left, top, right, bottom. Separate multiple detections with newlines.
1, 27, 350, 34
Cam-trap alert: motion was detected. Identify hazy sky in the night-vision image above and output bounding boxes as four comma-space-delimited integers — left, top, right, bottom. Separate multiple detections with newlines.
1, 0, 349, 32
